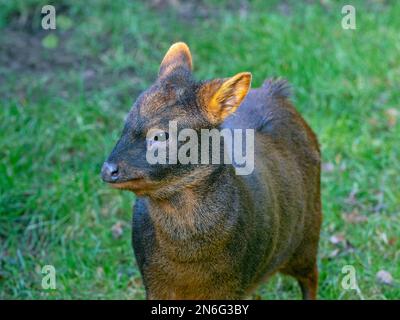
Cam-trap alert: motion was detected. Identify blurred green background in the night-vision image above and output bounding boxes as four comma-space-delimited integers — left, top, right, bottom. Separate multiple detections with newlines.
0, 0, 399, 299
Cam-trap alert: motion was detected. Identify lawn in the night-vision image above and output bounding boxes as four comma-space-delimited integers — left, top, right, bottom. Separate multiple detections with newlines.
0, 0, 399, 299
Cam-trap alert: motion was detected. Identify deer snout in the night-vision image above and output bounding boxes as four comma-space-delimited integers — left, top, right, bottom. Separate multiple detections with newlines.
101, 161, 120, 183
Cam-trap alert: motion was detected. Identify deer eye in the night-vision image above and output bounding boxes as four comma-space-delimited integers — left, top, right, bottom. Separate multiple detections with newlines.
146, 130, 169, 150
153, 132, 169, 142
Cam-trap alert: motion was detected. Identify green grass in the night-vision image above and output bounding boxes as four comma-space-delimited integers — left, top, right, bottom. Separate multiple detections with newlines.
0, 0, 399, 299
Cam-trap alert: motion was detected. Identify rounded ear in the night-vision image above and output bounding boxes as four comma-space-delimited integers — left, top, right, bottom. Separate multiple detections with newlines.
198, 72, 252, 124
159, 42, 192, 78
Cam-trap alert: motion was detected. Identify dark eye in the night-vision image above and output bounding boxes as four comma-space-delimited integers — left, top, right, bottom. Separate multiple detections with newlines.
154, 132, 169, 142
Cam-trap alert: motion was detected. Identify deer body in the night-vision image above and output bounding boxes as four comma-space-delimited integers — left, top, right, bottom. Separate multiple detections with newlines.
102, 43, 321, 299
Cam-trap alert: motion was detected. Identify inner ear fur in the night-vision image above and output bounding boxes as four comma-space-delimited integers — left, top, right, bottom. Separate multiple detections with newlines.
198, 72, 252, 124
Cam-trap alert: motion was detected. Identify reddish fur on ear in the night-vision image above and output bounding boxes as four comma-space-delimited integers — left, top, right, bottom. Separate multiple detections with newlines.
199, 72, 252, 124
159, 42, 192, 78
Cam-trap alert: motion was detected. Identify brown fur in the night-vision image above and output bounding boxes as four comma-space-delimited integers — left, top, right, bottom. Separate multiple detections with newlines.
102, 42, 322, 300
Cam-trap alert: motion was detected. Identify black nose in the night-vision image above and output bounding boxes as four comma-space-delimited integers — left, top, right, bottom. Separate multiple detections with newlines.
101, 162, 119, 182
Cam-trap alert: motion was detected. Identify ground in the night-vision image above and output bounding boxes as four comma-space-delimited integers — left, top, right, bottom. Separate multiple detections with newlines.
0, 0, 399, 299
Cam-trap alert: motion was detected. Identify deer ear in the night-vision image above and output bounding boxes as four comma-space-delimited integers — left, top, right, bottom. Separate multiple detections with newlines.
159, 42, 192, 78
199, 72, 252, 124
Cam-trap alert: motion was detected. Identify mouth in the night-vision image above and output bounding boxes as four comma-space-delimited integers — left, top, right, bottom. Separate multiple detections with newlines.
107, 177, 156, 194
